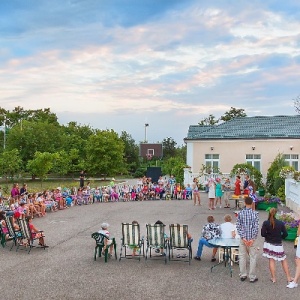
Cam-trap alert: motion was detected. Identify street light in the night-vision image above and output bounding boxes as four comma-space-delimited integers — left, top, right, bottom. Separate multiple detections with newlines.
144, 123, 149, 143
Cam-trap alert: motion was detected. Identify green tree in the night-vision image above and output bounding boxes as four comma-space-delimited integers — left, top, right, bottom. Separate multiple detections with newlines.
61, 122, 94, 158
68, 148, 84, 178
198, 114, 219, 125
266, 153, 287, 195
0, 149, 22, 181
162, 137, 177, 158
220, 107, 247, 122
85, 129, 125, 177
6, 120, 65, 166
51, 150, 71, 177
120, 131, 139, 174
162, 156, 186, 184
27, 152, 56, 185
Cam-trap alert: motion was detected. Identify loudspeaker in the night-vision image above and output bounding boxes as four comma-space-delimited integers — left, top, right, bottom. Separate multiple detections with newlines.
146, 167, 162, 183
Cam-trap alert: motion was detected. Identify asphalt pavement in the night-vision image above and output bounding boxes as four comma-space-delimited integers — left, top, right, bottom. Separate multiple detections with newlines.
0, 190, 299, 300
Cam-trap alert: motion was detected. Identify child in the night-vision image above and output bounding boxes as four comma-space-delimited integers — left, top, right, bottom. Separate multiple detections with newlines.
175, 183, 182, 200
98, 223, 114, 256
26, 216, 48, 247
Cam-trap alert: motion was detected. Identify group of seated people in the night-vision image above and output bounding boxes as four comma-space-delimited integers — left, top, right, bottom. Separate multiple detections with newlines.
110, 176, 193, 201
0, 210, 48, 248
194, 214, 239, 262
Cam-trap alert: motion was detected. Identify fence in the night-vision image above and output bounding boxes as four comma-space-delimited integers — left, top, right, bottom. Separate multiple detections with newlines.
285, 178, 300, 217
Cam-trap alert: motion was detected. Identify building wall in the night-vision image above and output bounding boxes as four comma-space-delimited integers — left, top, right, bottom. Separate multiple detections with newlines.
187, 138, 300, 176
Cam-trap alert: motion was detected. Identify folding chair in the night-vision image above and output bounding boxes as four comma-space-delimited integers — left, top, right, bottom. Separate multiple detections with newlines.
0, 224, 6, 248
119, 223, 144, 261
91, 232, 117, 262
169, 224, 192, 265
16, 218, 47, 254
145, 224, 168, 264
4, 216, 20, 251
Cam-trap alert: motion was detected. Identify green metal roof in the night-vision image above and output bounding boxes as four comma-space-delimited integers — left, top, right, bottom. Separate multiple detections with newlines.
185, 115, 300, 140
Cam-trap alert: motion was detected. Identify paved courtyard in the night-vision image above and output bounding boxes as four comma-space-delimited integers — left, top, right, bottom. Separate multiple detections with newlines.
1, 192, 299, 300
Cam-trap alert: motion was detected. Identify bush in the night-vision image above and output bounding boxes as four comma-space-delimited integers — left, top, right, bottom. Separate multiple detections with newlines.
133, 168, 146, 178
276, 185, 285, 201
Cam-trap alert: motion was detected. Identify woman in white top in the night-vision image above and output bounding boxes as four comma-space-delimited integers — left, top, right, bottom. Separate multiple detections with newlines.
207, 178, 216, 210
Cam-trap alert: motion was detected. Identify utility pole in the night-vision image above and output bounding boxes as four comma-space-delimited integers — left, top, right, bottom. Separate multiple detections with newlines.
144, 123, 149, 143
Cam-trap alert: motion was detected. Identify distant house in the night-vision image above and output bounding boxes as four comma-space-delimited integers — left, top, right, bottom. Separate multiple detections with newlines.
184, 115, 300, 178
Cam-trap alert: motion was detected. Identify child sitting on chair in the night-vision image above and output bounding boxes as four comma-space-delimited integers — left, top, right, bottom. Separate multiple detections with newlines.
98, 222, 114, 256
26, 216, 48, 247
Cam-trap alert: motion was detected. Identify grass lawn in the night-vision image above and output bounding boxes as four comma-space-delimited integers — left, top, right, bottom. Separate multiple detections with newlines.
0, 178, 114, 197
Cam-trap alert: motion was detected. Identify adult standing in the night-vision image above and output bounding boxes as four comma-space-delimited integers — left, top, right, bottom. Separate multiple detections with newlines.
215, 178, 223, 208
223, 178, 231, 208
207, 178, 216, 210
243, 174, 249, 195
236, 196, 259, 283
286, 223, 300, 288
79, 170, 85, 188
261, 208, 292, 284
234, 175, 242, 196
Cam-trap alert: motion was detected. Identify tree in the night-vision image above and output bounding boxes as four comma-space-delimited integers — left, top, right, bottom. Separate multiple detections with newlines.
61, 122, 94, 158
198, 114, 219, 125
68, 148, 84, 178
27, 152, 56, 185
120, 131, 139, 174
85, 129, 125, 177
266, 153, 287, 195
162, 156, 186, 184
0, 149, 22, 181
220, 107, 247, 122
294, 95, 300, 114
162, 137, 177, 158
6, 120, 65, 166
51, 150, 71, 177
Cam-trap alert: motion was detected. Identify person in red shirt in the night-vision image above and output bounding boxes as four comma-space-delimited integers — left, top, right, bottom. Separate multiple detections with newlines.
234, 176, 242, 196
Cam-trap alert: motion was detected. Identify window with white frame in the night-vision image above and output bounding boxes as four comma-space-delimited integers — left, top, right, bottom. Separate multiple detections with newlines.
246, 154, 261, 171
147, 149, 154, 156
205, 154, 220, 173
283, 154, 299, 171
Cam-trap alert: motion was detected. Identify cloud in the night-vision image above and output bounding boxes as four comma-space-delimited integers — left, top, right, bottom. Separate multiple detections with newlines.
0, 0, 299, 144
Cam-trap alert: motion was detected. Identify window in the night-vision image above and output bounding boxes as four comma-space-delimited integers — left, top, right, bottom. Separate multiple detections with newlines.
283, 154, 299, 171
205, 154, 220, 173
147, 149, 154, 156
246, 154, 261, 171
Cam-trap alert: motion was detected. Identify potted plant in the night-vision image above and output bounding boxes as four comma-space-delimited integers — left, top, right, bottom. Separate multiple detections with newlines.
277, 212, 300, 241
256, 196, 281, 210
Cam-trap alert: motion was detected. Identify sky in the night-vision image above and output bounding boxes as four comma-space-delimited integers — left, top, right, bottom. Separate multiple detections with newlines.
1, 0, 300, 145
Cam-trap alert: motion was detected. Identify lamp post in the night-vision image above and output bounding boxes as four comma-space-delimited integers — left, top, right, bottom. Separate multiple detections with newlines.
144, 123, 149, 143
3, 117, 6, 149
